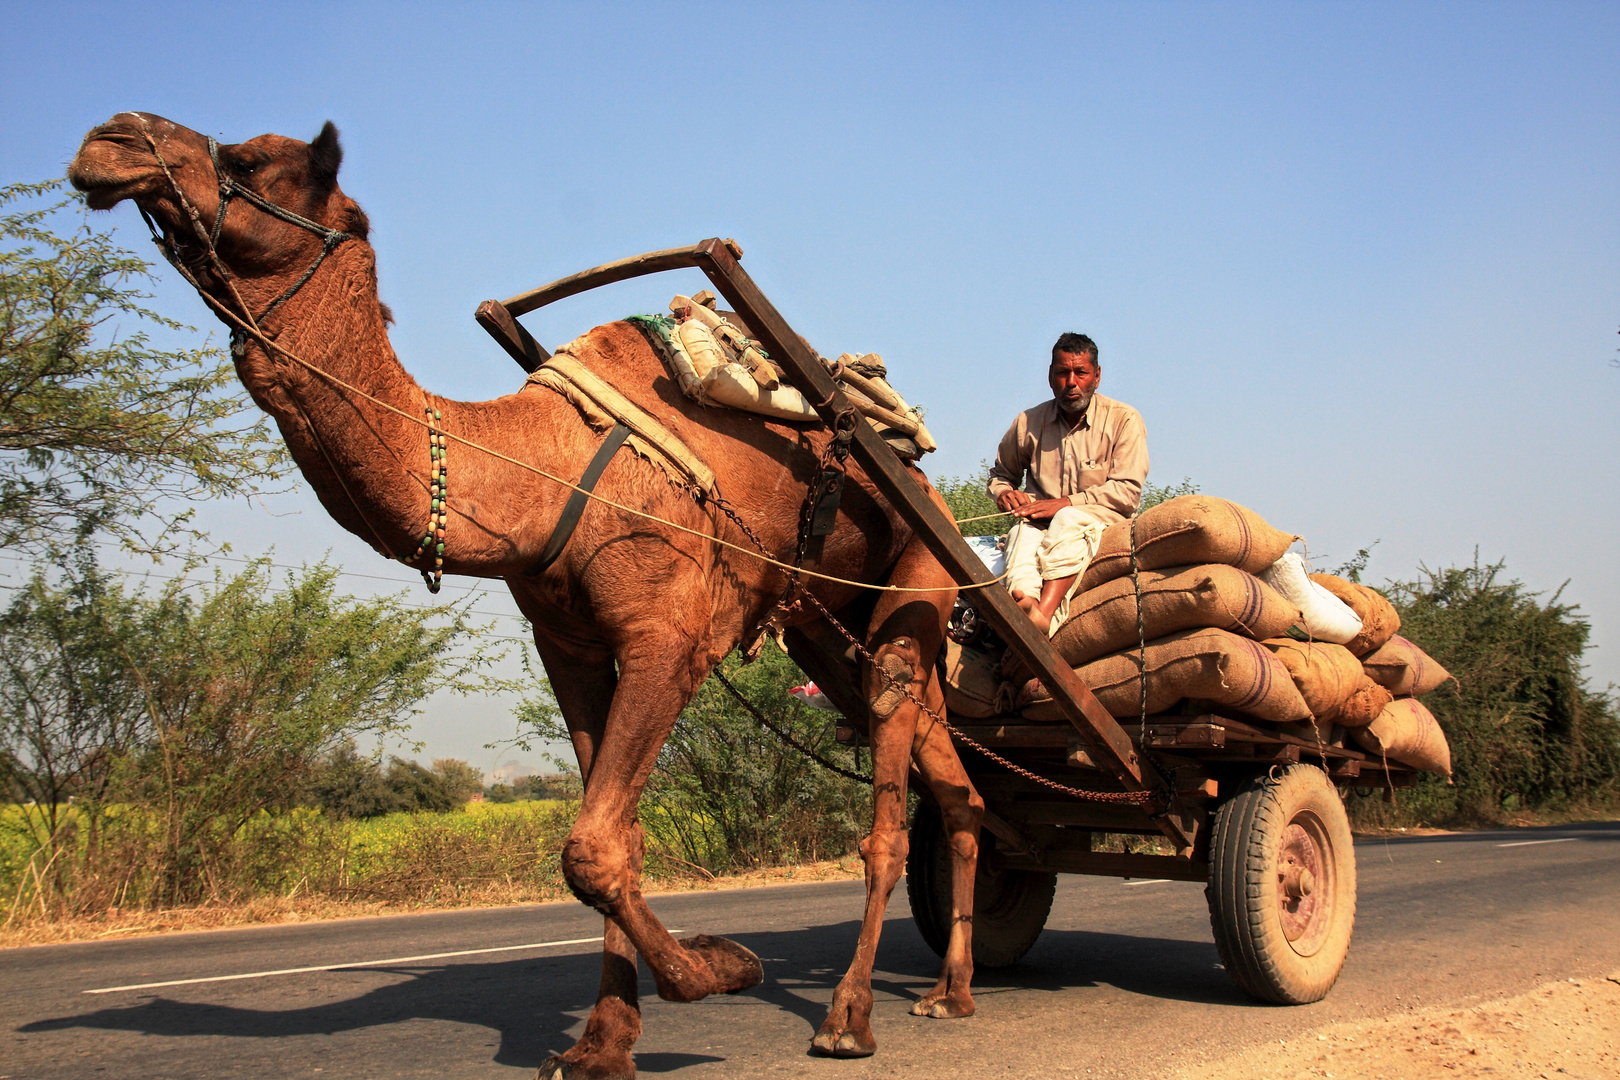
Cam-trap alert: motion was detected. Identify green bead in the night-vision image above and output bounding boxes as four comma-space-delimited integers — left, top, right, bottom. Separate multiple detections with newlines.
431, 498, 440, 510
434, 409, 441, 420
435, 542, 444, 554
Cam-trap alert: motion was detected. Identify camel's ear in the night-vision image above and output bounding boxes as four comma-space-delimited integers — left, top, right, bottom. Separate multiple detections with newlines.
310, 121, 343, 185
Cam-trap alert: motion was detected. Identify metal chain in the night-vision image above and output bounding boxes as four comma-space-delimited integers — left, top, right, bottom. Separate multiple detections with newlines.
711, 669, 871, 784
704, 495, 1154, 804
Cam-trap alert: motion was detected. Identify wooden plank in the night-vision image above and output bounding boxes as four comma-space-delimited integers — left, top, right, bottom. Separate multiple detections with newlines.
1143, 722, 1226, 749
475, 237, 1204, 849
500, 244, 712, 317
474, 299, 550, 372
683, 241, 1162, 802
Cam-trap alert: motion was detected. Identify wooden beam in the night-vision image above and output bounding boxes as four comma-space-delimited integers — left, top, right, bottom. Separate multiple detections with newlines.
500, 244, 712, 317
1004, 850, 1207, 882
475, 299, 550, 372
473, 238, 1206, 850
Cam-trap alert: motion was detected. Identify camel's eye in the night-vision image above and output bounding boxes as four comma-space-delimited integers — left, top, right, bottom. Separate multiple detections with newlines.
225, 151, 262, 179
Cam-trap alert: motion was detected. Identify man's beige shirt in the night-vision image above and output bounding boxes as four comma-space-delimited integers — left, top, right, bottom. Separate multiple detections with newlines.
986, 393, 1149, 526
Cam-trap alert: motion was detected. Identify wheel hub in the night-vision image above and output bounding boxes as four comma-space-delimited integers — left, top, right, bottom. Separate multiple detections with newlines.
1276, 814, 1332, 954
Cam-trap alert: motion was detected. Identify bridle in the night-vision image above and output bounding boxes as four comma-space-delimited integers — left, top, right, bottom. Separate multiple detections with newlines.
137, 133, 356, 357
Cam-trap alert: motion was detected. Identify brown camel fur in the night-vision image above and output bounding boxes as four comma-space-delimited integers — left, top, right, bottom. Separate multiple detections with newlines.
71, 113, 987, 1078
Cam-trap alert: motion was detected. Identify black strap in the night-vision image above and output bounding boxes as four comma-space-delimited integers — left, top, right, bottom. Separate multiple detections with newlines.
525, 422, 632, 576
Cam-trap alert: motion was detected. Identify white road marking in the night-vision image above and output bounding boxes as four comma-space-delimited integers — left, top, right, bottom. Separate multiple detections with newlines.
1122, 879, 1171, 887
1496, 837, 1579, 848
85, 934, 606, 994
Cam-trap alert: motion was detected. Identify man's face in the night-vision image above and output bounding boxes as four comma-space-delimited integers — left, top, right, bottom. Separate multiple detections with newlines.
1049, 350, 1100, 417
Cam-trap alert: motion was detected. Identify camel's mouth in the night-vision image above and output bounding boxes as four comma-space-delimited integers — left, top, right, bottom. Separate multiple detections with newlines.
69, 118, 183, 211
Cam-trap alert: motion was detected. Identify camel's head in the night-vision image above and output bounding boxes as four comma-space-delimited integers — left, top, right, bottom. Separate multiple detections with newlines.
69, 112, 371, 288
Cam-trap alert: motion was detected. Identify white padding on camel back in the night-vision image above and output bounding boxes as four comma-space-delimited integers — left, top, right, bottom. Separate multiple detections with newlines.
701, 363, 820, 421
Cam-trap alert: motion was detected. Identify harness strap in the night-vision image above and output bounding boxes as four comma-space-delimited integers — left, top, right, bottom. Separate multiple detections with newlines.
525, 422, 632, 576
194, 136, 355, 351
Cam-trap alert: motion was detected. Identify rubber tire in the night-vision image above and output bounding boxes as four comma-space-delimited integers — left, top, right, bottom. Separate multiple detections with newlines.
1207, 764, 1357, 1004
907, 801, 1057, 969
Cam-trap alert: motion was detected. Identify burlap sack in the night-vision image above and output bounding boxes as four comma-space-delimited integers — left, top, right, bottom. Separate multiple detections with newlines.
942, 639, 1002, 719
1263, 638, 1392, 727
1309, 574, 1401, 657
1351, 697, 1452, 777
1019, 627, 1310, 725
1080, 496, 1298, 591
1053, 564, 1304, 667
1360, 634, 1454, 697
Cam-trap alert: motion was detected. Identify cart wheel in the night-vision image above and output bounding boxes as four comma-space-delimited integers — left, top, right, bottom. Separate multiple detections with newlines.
907, 801, 1056, 969
1207, 764, 1357, 1004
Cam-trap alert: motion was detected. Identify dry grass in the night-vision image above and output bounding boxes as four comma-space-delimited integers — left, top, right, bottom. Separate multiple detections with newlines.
0, 854, 865, 950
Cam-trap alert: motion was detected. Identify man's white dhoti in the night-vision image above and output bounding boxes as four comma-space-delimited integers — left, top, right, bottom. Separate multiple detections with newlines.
1002, 505, 1110, 634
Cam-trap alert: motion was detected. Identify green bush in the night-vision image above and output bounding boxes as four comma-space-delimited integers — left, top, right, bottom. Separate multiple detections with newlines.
1350, 557, 1620, 825
512, 642, 870, 875
0, 556, 505, 915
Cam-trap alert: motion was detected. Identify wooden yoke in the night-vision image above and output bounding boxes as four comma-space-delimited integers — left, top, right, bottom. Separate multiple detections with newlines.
475, 239, 1195, 848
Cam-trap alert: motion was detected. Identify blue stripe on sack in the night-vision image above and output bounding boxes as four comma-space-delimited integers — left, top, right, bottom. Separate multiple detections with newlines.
1233, 501, 1253, 567
1232, 637, 1270, 711
1237, 572, 1263, 633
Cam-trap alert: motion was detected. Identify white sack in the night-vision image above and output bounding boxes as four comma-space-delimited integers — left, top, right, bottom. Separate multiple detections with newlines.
1259, 552, 1363, 645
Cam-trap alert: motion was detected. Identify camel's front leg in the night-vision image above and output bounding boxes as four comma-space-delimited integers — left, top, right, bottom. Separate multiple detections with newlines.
907, 713, 984, 1019
556, 642, 764, 1009
534, 650, 646, 1080
813, 542, 957, 1058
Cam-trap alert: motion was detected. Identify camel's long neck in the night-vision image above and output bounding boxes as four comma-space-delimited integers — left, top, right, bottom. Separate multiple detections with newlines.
223, 242, 450, 564
220, 238, 588, 579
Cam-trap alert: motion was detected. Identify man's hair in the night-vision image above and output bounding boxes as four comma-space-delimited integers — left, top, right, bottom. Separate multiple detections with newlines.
1051, 332, 1098, 366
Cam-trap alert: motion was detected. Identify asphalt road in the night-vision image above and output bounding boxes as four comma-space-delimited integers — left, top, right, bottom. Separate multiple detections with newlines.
2, 821, 1615, 1079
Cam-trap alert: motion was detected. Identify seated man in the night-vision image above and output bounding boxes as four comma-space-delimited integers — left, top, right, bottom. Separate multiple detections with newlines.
987, 332, 1149, 633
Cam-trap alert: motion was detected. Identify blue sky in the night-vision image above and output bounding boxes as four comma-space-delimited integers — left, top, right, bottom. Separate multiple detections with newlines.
4, 2, 1617, 772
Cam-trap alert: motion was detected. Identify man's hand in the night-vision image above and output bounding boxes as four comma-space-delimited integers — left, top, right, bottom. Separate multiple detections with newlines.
1009, 497, 1071, 522
996, 489, 1070, 521
995, 489, 1035, 513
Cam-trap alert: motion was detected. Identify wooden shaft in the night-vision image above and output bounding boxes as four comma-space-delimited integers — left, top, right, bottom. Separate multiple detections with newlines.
847, 396, 922, 438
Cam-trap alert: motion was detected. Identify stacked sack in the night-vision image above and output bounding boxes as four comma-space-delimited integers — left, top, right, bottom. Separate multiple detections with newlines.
1007, 495, 1456, 778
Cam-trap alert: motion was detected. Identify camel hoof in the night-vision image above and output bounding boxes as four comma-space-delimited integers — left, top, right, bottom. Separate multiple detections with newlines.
810, 1026, 876, 1058
679, 934, 764, 995
910, 990, 976, 1018
537, 1052, 635, 1080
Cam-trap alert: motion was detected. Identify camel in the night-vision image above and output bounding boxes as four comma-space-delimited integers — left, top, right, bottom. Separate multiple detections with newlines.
70, 113, 987, 1078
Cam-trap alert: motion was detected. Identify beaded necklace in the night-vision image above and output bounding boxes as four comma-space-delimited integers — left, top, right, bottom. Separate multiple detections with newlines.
418, 404, 447, 593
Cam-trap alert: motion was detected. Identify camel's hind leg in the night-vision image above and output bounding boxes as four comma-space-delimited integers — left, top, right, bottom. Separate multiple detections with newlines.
811, 535, 960, 1058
